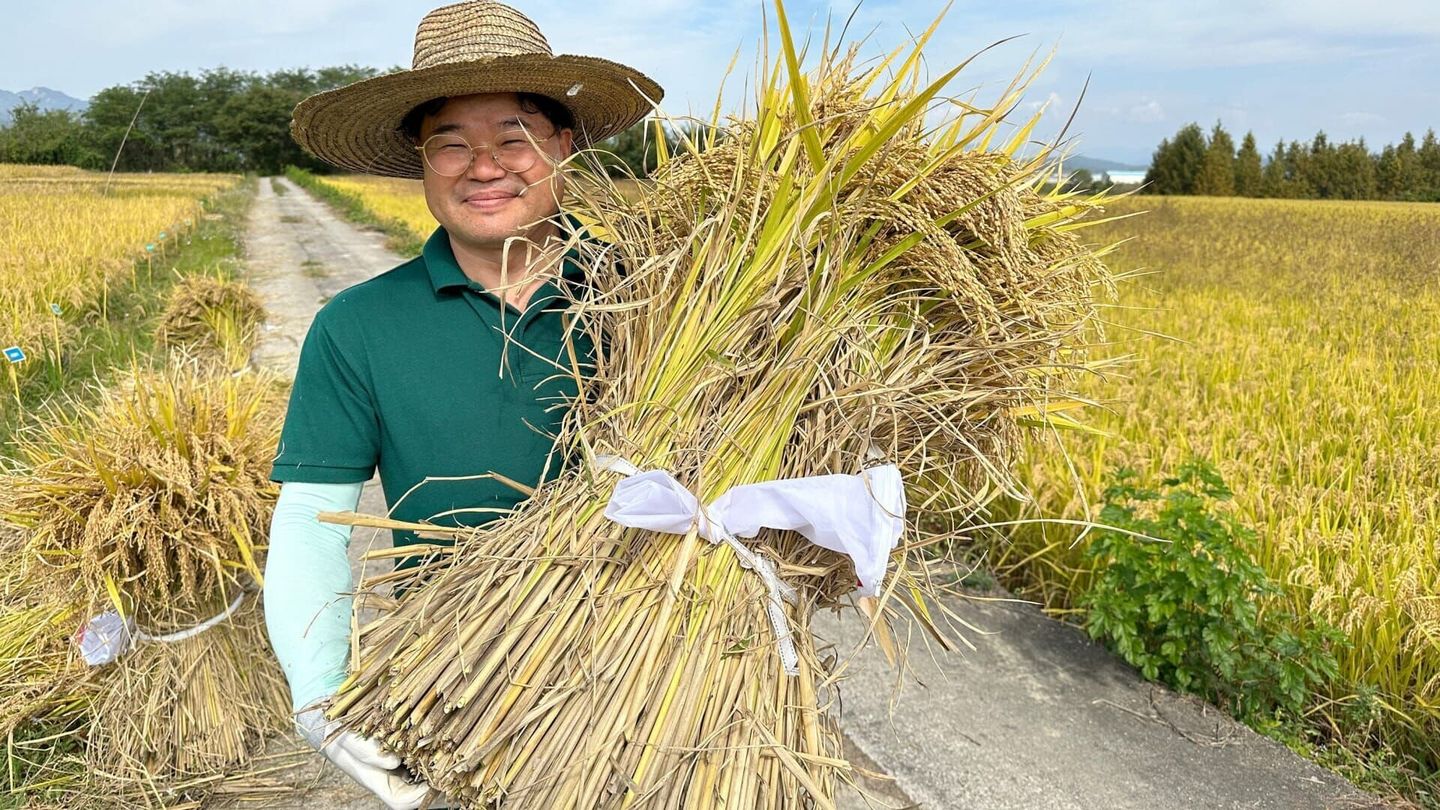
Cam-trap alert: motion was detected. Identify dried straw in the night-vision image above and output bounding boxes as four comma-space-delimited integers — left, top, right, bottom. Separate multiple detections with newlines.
157, 274, 268, 372
0, 358, 296, 804
83, 595, 292, 803
3, 359, 286, 621
324, 4, 1121, 807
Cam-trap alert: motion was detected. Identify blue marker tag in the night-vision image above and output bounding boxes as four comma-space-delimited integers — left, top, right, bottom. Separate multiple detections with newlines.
146, 244, 155, 252
49, 303, 62, 315
159, 231, 167, 239
4, 346, 25, 363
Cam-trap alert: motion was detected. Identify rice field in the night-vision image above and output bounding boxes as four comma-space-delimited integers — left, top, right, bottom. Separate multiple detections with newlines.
992, 194, 1440, 790
0, 164, 239, 401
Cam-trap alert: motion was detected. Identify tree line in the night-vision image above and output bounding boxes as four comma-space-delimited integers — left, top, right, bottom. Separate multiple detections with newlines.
0, 66, 688, 177
1143, 122, 1440, 201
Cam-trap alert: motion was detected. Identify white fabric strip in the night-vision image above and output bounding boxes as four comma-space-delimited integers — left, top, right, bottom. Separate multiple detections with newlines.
594, 454, 906, 675
75, 590, 249, 666
134, 590, 247, 643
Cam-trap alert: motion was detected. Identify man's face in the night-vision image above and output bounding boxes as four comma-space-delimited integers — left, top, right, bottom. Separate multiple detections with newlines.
416, 92, 574, 250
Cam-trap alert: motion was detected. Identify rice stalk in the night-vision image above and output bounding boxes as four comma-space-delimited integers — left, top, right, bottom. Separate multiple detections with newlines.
1, 359, 287, 622
80, 595, 293, 806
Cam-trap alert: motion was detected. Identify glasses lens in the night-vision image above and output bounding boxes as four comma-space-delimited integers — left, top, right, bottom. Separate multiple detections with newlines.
423, 134, 474, 176
493, 129, 545, 173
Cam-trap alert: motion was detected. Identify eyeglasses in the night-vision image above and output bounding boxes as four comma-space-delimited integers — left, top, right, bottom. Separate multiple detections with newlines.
414, 130, 557, 177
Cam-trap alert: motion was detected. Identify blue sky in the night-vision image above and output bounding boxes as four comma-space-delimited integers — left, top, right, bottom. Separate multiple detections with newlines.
3, 0, 1437, 166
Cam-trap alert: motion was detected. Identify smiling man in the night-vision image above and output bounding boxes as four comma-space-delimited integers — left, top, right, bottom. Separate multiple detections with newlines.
260, 3, 661, 808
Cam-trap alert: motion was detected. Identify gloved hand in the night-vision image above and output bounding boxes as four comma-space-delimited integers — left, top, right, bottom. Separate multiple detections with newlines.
296, 706, 440, 810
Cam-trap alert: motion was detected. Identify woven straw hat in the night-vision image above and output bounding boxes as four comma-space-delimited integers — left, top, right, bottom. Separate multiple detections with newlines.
290, 1, 663, 178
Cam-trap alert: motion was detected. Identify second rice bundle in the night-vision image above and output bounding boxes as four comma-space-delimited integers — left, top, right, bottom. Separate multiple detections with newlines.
1, 360, 294, 805
327, 5, 1119, 808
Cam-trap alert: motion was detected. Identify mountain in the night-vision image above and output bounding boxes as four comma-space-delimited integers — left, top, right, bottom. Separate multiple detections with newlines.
1058, 155, 1148, 174
0, 87, 90, 125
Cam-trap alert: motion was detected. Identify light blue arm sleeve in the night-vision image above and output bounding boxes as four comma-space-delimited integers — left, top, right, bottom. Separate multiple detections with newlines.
263, 480, 365, 714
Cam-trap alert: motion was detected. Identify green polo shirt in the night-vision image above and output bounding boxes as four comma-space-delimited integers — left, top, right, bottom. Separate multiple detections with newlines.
269, 213, 597, 571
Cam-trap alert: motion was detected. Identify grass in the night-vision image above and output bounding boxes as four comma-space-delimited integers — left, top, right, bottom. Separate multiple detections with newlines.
0, 177, 255, 457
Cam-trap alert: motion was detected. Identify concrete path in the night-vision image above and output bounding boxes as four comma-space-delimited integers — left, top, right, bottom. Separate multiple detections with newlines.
816, 597, 1379, 809
234, 176, 1378, 810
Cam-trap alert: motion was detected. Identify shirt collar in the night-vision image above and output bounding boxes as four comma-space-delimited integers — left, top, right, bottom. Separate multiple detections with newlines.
423, 210, 595, 295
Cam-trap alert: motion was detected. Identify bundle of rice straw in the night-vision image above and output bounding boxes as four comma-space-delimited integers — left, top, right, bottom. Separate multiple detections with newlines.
324, 3, 1120, 807
157, 273, 268, 372
0, 359, 296, 804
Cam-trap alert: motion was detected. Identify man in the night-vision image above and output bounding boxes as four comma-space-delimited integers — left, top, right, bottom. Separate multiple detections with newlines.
262, 3, 662, 808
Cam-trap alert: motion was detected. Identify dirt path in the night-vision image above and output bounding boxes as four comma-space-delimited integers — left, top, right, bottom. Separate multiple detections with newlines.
233, 176, 1376, 810
239, 175, 413, 809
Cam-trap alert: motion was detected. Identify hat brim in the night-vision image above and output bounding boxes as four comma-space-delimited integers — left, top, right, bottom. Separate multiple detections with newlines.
290, 53, 663, 178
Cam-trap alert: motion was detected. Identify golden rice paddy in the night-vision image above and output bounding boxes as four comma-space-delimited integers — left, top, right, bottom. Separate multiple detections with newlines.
0, 164, 238, 397
993, 194, 1440, 779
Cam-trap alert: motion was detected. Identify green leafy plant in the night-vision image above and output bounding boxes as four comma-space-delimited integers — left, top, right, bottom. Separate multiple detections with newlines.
1079, 458, 1346, 722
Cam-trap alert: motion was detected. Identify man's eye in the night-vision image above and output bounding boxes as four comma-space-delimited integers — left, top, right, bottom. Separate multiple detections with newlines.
437, 145, 469, 152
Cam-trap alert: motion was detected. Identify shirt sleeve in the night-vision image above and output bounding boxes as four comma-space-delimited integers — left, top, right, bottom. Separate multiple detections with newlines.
262, 479, 364, 713
270, 307, 380, 484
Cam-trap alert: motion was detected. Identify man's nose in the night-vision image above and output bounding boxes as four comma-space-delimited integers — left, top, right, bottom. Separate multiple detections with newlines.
465, 147, 508, 181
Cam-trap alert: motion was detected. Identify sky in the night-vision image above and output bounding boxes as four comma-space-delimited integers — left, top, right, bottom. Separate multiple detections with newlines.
3, 0, 1437, 166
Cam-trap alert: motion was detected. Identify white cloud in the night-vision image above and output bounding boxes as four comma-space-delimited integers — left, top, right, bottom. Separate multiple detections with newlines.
1126, 99, 1165, 123
1025, 90, 1063, 114
1339, 111, 1386, 126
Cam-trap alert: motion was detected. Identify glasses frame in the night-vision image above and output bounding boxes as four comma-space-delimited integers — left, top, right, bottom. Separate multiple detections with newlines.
413, 128, 559, 177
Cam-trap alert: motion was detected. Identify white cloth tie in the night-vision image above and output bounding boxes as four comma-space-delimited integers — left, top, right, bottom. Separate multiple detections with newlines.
594, 455, 906, 675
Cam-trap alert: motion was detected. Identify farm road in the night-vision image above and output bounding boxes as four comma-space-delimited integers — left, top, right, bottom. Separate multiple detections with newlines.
235, 176, 1377, 810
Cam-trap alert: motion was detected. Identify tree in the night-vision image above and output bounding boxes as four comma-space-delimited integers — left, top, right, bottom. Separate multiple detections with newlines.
1301, 131, 1334, 198
1194, 121, 1236, 196
1376, 132, 1421, 200
0, 102, 94, 166
1143, 123, 1206, 194
1418, 129, 1440, 201
1284, 140, 1314, 198
1234, 132, 1263, 197
1329, 139, 1376, 200
1260, 140, 1286, 197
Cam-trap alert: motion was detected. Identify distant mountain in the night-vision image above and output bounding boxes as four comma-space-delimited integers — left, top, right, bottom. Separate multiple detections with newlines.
1058, 155, 1148, 175
0, 87, 90, 125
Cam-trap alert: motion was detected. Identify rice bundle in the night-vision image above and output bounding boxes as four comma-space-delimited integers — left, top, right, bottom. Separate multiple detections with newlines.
0, 359, 296, 802
325, 5, 1118, 807
157, 273, 268, 372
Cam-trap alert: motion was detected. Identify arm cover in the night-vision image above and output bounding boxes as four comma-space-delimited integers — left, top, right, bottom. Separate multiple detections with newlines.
263, 480, 365, 714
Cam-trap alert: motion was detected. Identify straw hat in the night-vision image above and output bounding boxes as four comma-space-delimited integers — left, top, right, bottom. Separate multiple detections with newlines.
290, 1, 664, 178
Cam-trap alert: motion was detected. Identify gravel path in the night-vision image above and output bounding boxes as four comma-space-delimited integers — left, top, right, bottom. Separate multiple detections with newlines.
230, 176, 1377, 810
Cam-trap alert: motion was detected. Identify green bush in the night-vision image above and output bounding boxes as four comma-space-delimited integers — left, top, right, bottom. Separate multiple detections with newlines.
1078, 458, 1346, 723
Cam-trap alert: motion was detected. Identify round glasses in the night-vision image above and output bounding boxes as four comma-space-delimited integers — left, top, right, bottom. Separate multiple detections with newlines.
414, 130, 556, 176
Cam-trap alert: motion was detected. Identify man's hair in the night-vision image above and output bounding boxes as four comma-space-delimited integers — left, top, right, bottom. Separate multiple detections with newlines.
399, 92, 576, 149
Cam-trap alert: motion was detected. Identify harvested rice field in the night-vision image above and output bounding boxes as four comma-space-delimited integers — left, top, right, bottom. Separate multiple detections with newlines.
0, 164, 240, 405
0, 163, 297, 808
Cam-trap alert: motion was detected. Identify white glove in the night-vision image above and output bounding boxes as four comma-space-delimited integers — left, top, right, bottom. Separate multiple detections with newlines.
296, 707, 440, 810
